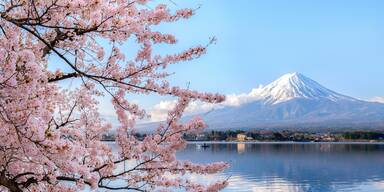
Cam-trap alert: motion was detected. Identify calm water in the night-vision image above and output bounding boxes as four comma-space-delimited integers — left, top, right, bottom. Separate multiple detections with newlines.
176, 142, 384, 192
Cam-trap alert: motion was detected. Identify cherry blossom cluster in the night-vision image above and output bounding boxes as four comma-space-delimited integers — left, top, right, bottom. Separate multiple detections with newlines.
0, 0, 227, 191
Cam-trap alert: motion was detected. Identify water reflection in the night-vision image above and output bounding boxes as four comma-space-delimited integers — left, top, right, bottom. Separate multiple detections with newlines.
177, 143, 384, 192
237, 143, 246, 154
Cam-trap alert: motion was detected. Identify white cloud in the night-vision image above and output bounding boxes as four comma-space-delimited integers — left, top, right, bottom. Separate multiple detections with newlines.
148, 100, 217, 122
148, 85, 264, 121
223, 86, 263, 106
369, 96, 384, 103
149, 100, 177, 122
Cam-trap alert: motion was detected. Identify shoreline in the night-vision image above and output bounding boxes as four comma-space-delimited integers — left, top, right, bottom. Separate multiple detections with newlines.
187, 141, 384, 144
101, 140, 384, 144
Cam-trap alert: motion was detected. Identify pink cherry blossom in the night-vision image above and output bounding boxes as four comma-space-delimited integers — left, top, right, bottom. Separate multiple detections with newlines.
0, 1, 227, 191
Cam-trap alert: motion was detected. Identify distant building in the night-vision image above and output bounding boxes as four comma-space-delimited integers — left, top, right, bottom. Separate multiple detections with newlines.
237, 134, 247, 141
195, 133, 208, 141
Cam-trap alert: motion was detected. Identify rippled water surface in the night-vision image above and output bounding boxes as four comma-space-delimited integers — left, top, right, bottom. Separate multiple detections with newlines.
176, 142, 384, 192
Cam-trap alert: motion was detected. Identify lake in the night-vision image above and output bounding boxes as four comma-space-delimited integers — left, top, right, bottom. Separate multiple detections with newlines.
176, 142, 384, 192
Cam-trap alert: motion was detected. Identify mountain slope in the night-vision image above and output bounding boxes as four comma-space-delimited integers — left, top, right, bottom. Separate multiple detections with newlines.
201, 73, 384, 130
254, 72, 356, 104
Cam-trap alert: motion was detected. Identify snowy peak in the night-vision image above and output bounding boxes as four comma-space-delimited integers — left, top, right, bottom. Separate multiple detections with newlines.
196, 72, 384, 130
257, 72, 355, 104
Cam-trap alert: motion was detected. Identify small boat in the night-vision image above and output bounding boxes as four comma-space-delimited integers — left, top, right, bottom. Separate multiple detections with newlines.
201, 143, 209, 148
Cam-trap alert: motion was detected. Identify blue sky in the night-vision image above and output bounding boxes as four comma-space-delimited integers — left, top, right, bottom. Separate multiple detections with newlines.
152, 0, 383, 101
53, 0, 384, 112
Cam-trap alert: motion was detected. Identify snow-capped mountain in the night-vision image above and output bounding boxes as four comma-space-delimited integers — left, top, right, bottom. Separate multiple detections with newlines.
255, 72, 355, 104
200, 73, 384, 131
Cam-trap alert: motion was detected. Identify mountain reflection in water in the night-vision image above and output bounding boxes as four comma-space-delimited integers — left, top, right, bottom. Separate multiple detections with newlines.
177, 143, 384, 192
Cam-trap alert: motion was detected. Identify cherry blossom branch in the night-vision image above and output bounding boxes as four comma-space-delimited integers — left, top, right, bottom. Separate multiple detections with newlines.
0, 1, 227, 191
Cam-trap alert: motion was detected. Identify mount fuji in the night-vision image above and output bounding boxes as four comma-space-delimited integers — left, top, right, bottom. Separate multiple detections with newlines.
200, 73, 384, 131
253, 72, 356, 104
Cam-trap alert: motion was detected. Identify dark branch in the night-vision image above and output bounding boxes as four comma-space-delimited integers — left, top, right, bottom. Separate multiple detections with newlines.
48, 72, 79, 83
